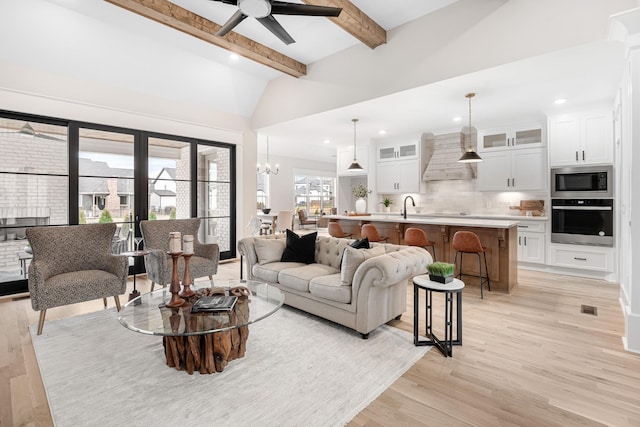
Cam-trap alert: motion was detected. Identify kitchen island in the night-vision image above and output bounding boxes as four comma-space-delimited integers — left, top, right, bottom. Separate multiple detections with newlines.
325, 214, 519, 293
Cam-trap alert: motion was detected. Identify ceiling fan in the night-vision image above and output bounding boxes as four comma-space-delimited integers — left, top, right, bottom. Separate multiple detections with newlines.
209, 0, 342, 45
4, 123, 65, 141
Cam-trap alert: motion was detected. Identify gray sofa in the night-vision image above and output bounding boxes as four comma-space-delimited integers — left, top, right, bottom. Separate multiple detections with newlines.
238, 234, 431, 338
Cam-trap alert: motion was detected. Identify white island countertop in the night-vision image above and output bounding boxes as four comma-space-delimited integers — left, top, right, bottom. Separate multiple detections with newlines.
325, 214, 522, 229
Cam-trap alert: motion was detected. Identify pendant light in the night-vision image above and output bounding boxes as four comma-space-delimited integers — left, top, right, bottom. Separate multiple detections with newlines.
347, 118, 363, 170
458, 93, 483, 163
257, 137, 279, 175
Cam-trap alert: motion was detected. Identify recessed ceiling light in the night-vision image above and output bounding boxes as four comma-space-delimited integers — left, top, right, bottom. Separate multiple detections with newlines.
229, 53, 239, 60
378, 130, 386, 135
452, 116, 462, 122
323, 139, 331, 144
554, 98, 567, 105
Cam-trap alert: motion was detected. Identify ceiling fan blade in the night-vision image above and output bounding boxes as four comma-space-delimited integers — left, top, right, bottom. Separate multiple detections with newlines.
257, 14, 295, 45
216, 9, 249, 36
270, 1, 341, 17
35, 133, 64, 141
207, 0, 239, 5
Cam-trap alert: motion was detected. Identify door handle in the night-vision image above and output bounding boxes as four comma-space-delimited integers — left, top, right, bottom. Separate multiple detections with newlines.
511, 178, 515, 187
574, 257, 587, 261
576, 151, 579, 162
524, 236, 527, 245
582, 150, 585, 161
519, 236, 521, 245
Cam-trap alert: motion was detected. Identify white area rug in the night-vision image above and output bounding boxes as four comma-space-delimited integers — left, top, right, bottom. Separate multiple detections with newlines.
31, 307, 429, 427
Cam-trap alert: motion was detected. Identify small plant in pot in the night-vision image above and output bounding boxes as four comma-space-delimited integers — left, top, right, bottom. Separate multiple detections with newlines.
427, 262, 456, 284
380, 196, 393, 213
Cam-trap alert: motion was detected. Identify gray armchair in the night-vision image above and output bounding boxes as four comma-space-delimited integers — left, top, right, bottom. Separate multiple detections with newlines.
140, 218, 220, 291
26, 223, 128, 335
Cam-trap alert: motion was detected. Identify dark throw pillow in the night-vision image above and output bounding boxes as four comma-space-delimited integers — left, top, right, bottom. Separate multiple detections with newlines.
281, 229, 317, 264
350, 237, 370, 249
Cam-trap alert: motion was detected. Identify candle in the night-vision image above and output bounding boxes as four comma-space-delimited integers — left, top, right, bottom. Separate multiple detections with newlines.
183, 235, 194, 255
169, 232, 181, 253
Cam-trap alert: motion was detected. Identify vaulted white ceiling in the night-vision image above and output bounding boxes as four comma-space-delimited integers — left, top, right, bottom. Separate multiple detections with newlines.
0, 0, 634, 163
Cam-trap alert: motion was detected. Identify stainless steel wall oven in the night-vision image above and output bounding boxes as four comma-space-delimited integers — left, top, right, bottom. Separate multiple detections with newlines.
551, 198, 613, 247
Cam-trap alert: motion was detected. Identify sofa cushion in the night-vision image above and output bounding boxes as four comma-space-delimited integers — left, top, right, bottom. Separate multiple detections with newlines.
340, 246, 386, 286
350, 237, 370, 249
315, 236, 352, 269
253, 261, 306, 283
309, 274, 351, 304
281, 230, 317, 264
278, 263, 340, 292
254, 238, 286, 265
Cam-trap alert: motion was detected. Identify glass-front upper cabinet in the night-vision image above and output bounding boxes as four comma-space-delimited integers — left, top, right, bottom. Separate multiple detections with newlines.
478, 123, 545, 152
377, 141, 419, 162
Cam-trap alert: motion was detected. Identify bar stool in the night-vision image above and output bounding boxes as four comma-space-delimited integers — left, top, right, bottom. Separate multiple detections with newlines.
404, 227, 436, 261
328, 222, 352, 238
452, 231, 490, 299
361, 224, 387, 242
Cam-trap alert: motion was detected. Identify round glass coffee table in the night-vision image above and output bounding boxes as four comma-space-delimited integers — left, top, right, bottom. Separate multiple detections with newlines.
117, 279, 284, 375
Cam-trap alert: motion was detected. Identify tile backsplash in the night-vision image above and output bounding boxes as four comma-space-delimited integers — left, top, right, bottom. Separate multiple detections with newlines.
377, 180, 548, 216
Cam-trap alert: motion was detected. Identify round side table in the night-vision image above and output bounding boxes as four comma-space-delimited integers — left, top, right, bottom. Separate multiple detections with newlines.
413, 275, 465, 357
119, 250, 150, 304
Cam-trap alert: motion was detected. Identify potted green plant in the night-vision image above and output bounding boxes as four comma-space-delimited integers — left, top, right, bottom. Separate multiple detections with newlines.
427, 262, 456, 284
380, 196, 393, 213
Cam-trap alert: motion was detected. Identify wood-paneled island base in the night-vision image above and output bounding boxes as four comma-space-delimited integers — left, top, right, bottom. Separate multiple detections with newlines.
326, 215, 519, 293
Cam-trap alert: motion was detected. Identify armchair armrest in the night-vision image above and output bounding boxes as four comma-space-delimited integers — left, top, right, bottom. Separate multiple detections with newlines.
102, 255, 129, 284
144, 248, 169, 284
353, 247, 431, 289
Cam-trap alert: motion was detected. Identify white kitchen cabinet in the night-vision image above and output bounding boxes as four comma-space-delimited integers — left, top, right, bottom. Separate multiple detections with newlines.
548, 110, 613, 166
517, 221, 546, 264
376, 158, 420, 193
548, 244, 613, 272
478, 123, 545, 152
377, 141, 419, 162
477, 147, 547, 191
337, 145, 368, 176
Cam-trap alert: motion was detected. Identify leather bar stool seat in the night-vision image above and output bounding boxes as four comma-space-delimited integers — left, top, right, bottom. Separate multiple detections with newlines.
328, 222, 352, 238
361, 224, 387, 242
452, 231, 491, 299
404, 227, 436, 261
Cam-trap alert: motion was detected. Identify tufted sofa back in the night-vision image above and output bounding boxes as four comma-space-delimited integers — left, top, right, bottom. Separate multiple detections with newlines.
315, 235, 352, 269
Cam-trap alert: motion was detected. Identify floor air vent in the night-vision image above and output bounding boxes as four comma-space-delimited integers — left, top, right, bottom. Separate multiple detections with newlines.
581, 305, 598, 316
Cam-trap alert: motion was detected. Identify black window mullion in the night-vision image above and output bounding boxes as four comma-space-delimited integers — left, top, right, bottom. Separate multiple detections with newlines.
68, 123, 79, 225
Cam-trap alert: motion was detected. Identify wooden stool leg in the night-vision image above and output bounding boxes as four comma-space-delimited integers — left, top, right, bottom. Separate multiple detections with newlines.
114, 295, 121, 311
37, 309, 47, 335
150, 282, 155, 292
477, 253, 483, 299
484, 252, 491, 291
103, 298, 107, 308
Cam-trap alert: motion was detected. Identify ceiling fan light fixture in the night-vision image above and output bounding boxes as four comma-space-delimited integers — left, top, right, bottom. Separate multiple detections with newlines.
238, 0, 271, 18
19, 123, 36, 137
458, 92, 482, 163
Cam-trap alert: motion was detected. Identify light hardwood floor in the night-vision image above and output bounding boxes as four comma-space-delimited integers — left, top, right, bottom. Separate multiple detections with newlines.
2, 263, 639, 426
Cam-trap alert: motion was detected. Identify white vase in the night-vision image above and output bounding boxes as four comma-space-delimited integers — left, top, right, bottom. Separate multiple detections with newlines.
355, 198, 367, 214
383, 206, 390, 213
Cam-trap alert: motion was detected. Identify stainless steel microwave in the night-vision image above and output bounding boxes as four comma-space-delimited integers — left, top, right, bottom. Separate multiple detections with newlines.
550, 165, 613, 198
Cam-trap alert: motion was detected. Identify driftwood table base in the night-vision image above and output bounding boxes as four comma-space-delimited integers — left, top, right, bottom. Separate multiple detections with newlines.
162, 287, 251, 375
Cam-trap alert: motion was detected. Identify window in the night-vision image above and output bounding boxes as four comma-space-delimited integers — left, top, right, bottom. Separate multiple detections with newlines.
257, 173, 268, 210
294, 174, 335, 216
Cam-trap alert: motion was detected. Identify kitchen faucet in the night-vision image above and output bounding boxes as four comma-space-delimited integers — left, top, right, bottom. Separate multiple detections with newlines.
403, 196, 415, 219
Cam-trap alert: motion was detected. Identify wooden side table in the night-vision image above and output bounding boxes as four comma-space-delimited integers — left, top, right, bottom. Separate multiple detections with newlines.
413, 275, 464, 357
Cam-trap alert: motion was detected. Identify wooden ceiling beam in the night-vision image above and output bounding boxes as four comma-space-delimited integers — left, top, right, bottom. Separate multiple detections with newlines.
105, 0, 307, 78
303, 0, 387, 49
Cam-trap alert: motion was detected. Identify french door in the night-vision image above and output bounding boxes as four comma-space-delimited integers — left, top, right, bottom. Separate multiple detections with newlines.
0, 111, 236, 296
